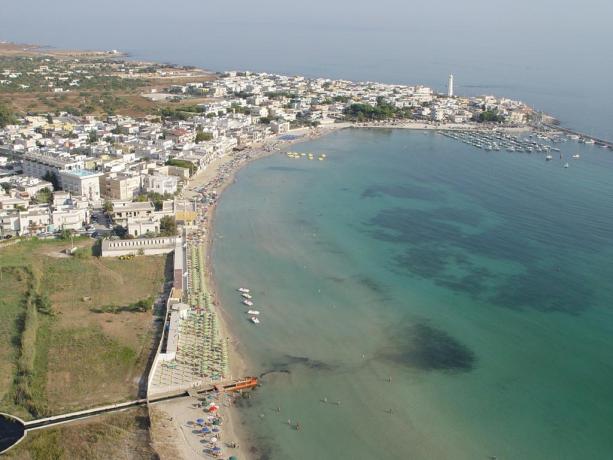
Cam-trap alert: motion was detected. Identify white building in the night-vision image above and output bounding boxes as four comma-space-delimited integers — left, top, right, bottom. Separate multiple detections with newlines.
142, 174, 178, 195
99, 172, 142, 200
22, 151, 85, 181
51, 206, 89, 231
448, 74, 454, 98
59, 169, 103, 201
4, 176, 54, 196
127, 217, 160, 237
270, 120, 290, 134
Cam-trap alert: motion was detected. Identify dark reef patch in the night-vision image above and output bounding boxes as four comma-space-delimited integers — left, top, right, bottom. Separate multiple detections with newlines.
395, 246, 448, 279
368, 203, 592, 315
394, 245, 494, 298
265, 354, 337, 376
353, 274, 386, 295
378, 321, 476, 373
328, 275, 347, 283
491, 267, 593, 314
362, 183, 446, 202
368, 207, 479, 246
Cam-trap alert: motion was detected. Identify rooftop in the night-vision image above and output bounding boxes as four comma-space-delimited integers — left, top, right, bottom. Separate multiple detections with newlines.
61, 169, 102, 178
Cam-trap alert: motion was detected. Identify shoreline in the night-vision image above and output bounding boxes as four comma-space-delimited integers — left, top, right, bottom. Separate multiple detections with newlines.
175, 123, 349, 458
173, 119, 545, 457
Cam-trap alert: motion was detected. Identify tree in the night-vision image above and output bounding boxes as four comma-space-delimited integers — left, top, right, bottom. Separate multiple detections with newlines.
88, 129, 98, 144
0, 102, 17, 128
35, 293, 54, 316
133, 191, 173, 211
103, 200, 114, 214
165, 159, 197, 176
160, 216, 177, 236
46, 114, 53, 124
195, 130, 213, 143
42, 171, 60, 190
35, 187, 53, 204
59, 229, 72, 240
475, 110, 504, 123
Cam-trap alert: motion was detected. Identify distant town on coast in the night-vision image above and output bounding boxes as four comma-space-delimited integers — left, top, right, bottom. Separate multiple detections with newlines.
1, 40, 612, 459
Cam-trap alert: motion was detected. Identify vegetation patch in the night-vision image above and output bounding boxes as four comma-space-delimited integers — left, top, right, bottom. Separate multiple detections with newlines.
4, 408, 155, 460
0, 238, 168, 418
90, 296, 154, 314
45, 326, 137, 413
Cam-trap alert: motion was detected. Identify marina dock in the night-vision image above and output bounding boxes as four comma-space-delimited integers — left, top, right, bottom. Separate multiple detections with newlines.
542, 123, 613, 149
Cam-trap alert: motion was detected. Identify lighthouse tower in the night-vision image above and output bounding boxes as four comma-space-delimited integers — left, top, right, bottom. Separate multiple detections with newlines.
447, 74, 454, 97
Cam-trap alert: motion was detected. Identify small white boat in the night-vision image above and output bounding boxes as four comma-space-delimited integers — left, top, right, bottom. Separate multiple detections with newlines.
572, 154, 580, 159
243, 300, 254, 307
250, 316, 260, 324
241, 293, 252, 299
247, 310, 260, 315
238, 288, 250, 293
564, 162, 570, 168
545, 155, 553, 161
583, 139, 595, 145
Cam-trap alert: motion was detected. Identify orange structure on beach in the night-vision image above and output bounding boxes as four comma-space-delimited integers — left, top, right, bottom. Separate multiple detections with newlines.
214, 377, 258, 393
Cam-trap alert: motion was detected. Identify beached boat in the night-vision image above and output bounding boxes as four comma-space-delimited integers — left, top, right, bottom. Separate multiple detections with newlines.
247, 310, 260, 315
243, 300, 254, 306
250, 316, 260, 324
241, 293, 252, 299
238, 288, 250, 293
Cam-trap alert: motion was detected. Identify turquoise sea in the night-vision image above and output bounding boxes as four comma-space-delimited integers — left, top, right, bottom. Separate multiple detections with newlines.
212, 128, 613, 459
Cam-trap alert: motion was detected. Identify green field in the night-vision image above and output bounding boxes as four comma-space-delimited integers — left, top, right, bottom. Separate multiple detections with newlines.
4, 407, 156, 460
0, 238, 170, 419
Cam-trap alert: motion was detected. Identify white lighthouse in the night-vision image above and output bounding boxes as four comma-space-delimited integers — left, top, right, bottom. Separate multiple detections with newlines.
447, 74, 454, 97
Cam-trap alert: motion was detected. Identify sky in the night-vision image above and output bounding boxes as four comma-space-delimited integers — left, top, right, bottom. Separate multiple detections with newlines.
1, 0, 613, 135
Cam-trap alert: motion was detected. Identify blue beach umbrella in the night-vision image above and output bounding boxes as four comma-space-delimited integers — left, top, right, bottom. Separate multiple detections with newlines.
212, 447, 221, 452
212, 428, 220, 432
196, 418, 204, 425
202, 427, 211, 433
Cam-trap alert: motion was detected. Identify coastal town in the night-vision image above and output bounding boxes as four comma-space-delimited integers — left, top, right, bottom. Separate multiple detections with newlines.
0, 52, 545, 239
1, 46, 609, 459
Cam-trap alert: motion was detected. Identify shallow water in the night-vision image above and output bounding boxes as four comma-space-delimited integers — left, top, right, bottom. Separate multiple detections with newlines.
0, 416, 24, 453
212, 129, 613, 459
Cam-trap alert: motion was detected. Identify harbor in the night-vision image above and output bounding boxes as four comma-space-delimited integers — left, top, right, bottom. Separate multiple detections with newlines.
438, 126, 610, 163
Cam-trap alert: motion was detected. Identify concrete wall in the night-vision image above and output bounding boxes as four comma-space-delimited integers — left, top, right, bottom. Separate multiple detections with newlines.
101, 236, 176, 257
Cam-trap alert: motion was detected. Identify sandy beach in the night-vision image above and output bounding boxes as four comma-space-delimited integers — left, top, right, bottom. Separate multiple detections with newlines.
150, 123, 348, 460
